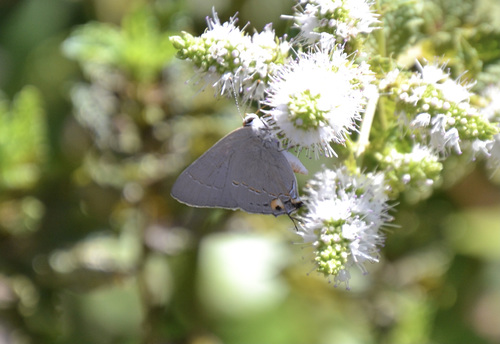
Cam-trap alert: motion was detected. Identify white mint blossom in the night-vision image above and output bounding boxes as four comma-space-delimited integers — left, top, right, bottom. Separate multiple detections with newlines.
417, 61, 474, 104
391, 62, 497, 155
170, 10, 290, 101
430, 116, 462, 154
285, 0, 379, 45
262, 45, 374, 157
376, 144, 443, 202
298, 167, 392, 289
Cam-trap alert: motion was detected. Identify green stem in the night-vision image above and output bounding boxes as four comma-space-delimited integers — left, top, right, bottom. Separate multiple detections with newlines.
356, 86, 379, 164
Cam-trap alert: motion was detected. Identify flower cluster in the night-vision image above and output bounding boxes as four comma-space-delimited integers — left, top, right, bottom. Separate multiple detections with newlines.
170, 9, 289, 102
384, 63, 498, 155
262, 44, 374, 157
375, 144, 442, 202
298, 167, 392, 289
286, 0, 379, 46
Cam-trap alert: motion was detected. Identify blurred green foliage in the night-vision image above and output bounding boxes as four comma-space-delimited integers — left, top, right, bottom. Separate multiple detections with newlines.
0, 86, 46, 236
0, 0, 500, 344
0, 86, 46, 191
63, 7, 176, 83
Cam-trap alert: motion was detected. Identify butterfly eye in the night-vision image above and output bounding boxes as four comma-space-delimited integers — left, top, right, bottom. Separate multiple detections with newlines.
270, 198, 285, 212
292, 199, 303, 209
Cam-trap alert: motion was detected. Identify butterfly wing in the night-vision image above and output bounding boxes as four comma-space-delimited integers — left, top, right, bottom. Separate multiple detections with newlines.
171, 120, 302, 216
170, 126, 252, 209
228, 136, 301, 215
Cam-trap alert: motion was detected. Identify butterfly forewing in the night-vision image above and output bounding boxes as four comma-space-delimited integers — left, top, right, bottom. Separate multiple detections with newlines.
171, 126, 251, 209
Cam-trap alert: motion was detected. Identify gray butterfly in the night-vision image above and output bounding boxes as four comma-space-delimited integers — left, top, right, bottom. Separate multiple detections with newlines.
171, 114, 307, 216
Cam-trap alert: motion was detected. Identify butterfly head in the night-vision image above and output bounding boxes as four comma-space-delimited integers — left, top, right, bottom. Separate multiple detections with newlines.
270, 195, 303, 216
244, 113, 268, 128
243, 113, 275, 142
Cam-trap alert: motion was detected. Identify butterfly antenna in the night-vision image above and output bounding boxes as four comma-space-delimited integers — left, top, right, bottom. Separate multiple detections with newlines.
231, 81, 244, 120
287, 213, 300, 231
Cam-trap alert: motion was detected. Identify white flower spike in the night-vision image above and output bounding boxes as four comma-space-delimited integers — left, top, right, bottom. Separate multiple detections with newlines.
263, 45, 374, 157
286, 0, 379, 45
297, 167, 392, 289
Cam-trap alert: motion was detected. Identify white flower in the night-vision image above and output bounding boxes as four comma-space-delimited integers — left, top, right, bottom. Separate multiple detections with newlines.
288, 0, 379, 45
416, 61, 473, 105
263, 46, 374, 157
410, 112, 431, 128
439, 79, 472, 104
470, 139, 491, 161
408, 144, 439, 162
378, 68, 400, 90
171, 9, 290, 102
383, 144, 439, 170
204, 9, 246, 43
417, 62, 449, 85
378, 144, 442, 201
297, 167, 392, 289
430, 115, 462, 154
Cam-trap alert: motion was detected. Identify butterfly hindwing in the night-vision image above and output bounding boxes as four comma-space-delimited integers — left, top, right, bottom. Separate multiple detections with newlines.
228, 136, 298, 215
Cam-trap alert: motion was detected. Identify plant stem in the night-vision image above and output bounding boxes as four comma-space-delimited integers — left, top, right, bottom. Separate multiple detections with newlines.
356, 85, 379, 161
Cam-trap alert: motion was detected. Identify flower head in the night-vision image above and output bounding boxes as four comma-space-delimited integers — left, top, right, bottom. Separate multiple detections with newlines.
262, 45, 374, 157
288, 0, 379, 45
297, 167, 392, 289
388, 61, 499, 155
376, 144, 443, 202
170, 9, 289, 101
